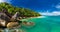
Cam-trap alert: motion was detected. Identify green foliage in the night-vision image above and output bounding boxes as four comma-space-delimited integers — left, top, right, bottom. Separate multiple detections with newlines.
0, 2, 41, 17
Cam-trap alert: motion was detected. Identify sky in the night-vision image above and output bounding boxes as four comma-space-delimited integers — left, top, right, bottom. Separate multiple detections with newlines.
0, 0, 60, 12
0, 0, 60, 15
9, 0, 60, 12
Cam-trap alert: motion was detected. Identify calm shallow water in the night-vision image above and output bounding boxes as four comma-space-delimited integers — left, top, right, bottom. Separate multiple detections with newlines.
21, 16, 60, 32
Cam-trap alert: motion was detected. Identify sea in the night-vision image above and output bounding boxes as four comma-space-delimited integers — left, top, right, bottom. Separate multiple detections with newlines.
3, 16, 60, 32
21, 16, 60, 32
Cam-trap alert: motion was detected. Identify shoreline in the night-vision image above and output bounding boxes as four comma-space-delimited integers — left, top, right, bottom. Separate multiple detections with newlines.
20, 16, 45, 21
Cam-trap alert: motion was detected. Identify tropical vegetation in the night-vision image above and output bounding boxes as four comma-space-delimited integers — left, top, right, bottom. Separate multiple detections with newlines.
0, 2, 41, 17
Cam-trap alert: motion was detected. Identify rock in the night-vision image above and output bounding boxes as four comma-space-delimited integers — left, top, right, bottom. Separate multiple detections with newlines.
7, 22, 20, 29
2, 9, 12, 18
0, 11, 21, 29
0, 12, 11, 28
0, 12, 10, 21
0, 19, 6, 27
10, 12, 20, 21
22, 21, 35, 26
11, 29, 25, 32
0, 29, 4, 32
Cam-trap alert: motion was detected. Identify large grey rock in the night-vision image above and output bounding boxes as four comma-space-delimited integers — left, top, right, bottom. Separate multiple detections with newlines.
0, 12, 21, 29
0, 12, 10, 28
10, 12, 20, 21
2, 9, 12, 18
0, 12, 10, 21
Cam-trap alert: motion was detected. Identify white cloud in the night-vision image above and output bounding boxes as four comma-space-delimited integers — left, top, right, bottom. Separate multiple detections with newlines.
56, 5, 60, 9
0, 0, 5, 3
39, 11, 60, 16
0, 0, 12, 3
55, 3, 60, 9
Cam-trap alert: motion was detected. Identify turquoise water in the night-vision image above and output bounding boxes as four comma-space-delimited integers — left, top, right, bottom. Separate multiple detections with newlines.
21, 16, 60, 32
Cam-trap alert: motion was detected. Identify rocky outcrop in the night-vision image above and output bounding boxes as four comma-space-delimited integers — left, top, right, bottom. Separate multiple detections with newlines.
2, 9, 12, 18
7, 22, 20, 29
0, 11, 21, 29
22, 21, 35, 26
0, 12, 10, 21
10, 12, 20, 21
0, 12, 11, 28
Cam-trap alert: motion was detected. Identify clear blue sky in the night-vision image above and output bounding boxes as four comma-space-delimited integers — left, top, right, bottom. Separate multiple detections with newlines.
7, 0, 60, 12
